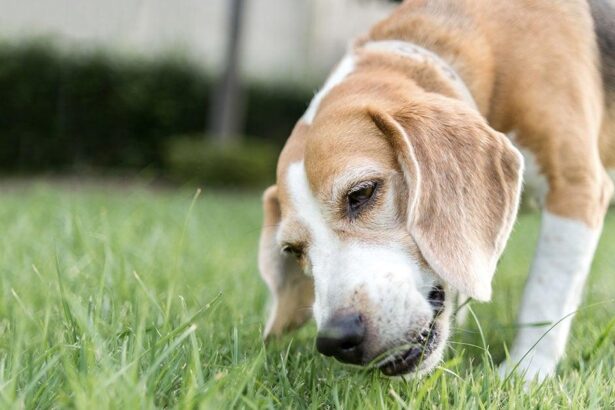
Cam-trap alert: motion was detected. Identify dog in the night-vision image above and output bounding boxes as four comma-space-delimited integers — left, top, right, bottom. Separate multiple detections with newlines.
258, 0, 615, 381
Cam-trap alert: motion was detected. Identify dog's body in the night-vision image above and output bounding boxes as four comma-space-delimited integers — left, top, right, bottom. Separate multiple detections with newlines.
259, 0, 615, 381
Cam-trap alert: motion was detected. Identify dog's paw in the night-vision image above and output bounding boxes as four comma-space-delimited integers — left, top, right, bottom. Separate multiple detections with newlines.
498, 352, 557, 383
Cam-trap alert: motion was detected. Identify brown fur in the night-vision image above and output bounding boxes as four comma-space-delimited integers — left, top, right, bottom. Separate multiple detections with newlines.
368, 98, 522, 300
368, 0, 614, 226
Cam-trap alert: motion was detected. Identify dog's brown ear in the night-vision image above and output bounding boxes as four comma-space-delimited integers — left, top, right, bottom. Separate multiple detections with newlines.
259, 185, 314, 338
368, 97, 523, 301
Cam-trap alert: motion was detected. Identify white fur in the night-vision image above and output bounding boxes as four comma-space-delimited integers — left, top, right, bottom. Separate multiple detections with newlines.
284, 161, 435, 347
519, 147, 548, 207
501, 211, 601, 381
508, 132, 548, 208
302, 54, 355, 124
608, 170, 615, 205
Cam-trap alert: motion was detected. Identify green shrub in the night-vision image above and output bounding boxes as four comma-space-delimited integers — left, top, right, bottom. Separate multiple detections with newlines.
0, 42, 212, 171
165, 137, 280, 188
0, 40, 310, 175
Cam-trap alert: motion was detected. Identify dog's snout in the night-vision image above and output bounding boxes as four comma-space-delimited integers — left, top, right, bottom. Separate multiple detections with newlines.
316, 313, 365, 364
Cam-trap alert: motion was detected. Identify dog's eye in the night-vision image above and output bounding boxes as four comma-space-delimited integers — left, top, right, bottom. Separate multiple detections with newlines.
281, 244, 303, 259
348, 181, 377, 214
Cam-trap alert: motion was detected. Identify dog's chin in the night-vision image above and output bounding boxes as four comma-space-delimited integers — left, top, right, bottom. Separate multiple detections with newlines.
376, 286, 450, 378
399, 335, 447, 379
376, 323, 446, 377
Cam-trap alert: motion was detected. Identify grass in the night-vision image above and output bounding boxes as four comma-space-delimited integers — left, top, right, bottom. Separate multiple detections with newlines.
0, 182, 614, 408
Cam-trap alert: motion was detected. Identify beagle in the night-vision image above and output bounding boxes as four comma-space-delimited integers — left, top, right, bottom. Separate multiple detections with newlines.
258, 0, 615, 381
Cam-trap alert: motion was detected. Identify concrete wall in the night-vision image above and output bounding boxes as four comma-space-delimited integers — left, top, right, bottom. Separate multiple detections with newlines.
0, 0, 394, 86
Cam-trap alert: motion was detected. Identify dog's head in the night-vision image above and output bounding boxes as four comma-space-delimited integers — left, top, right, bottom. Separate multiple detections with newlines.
258, 86, 523, 376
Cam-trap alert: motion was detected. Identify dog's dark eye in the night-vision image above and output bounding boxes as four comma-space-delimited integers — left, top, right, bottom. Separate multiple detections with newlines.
348, 181, 377, 214
282, 244, 303, 259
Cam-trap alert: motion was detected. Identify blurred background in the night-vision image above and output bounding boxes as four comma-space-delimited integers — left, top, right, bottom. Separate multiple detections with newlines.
0, 0, 399, 189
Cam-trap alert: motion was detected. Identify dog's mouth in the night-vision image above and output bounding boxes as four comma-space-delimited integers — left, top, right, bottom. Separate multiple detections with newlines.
377, 286, 445, 376
427, 285, 445, 317
377, 322, 440, 376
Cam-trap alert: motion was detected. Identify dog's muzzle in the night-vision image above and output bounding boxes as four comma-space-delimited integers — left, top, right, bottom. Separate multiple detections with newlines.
315, 286, 446, 374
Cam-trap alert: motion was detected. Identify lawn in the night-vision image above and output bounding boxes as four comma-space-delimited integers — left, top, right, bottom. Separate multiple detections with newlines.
0, 182, 613, 408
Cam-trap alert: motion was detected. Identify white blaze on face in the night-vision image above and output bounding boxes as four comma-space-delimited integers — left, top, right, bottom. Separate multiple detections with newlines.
284, 161, 435, 338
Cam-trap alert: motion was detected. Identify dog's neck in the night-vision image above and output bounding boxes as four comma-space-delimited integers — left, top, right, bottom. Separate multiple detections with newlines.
360, 40, 478, 111
301, 39, 479, 125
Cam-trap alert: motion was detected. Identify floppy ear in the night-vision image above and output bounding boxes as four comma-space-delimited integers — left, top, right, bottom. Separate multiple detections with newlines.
259, 185, 314, 338
368, 97, 523, 301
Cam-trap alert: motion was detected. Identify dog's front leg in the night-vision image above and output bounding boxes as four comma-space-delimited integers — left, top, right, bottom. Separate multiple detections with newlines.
500, 136, 613, 381
501, 208, 606, 381
500, 88, 613, 382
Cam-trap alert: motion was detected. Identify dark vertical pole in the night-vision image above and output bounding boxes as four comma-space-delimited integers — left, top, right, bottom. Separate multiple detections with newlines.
209, 0, 246, 145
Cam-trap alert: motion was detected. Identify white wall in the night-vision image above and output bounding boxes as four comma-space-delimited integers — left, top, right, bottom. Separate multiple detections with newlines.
0, 0, 394, 86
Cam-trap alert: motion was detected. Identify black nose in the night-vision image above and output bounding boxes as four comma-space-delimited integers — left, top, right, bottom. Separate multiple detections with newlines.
316, 313, 366, 364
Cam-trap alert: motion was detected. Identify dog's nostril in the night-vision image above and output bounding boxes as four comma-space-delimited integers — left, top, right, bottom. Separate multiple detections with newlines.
316, 313, 365, 364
